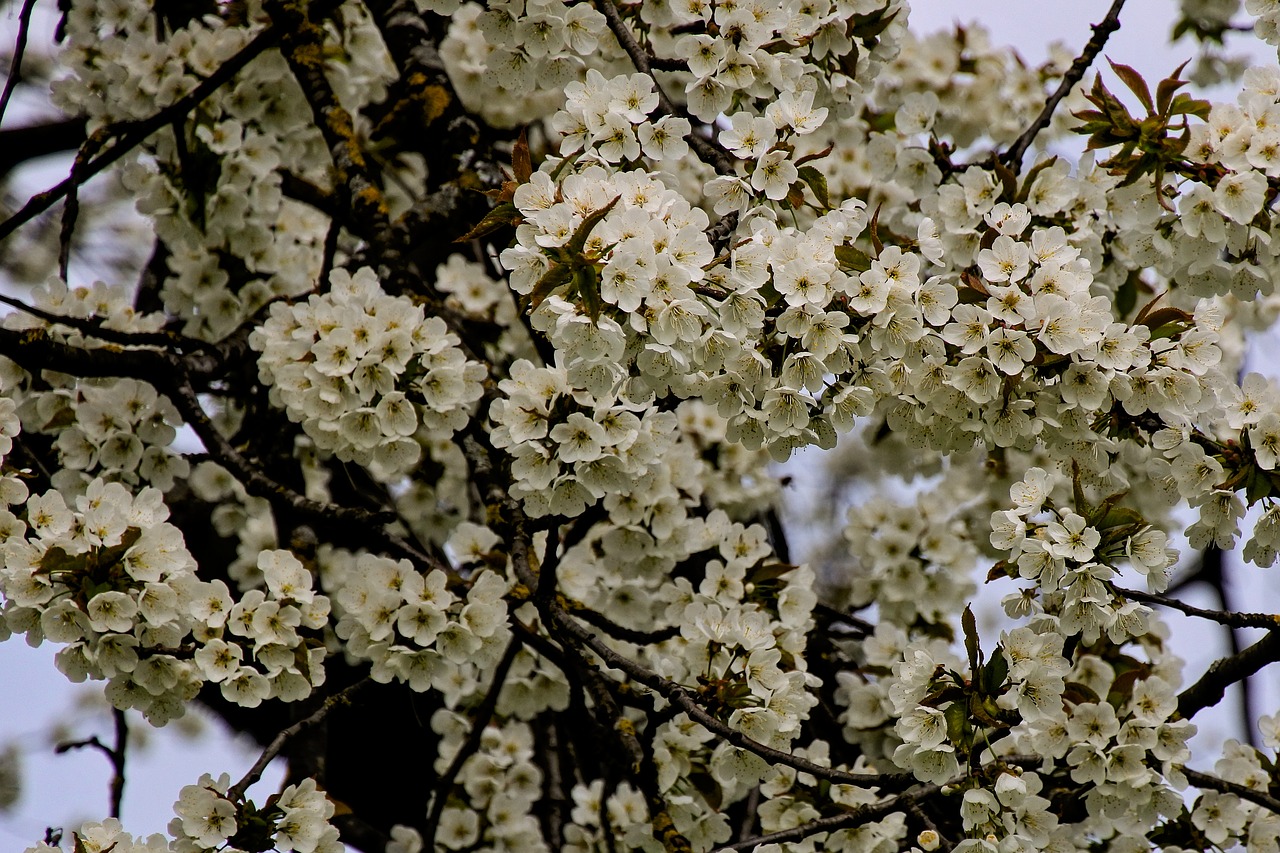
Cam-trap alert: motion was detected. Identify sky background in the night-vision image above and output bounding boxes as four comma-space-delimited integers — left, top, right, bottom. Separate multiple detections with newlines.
0, 0, 1278, 848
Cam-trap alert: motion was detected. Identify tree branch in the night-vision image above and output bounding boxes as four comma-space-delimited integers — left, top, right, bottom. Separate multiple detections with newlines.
1176, 629, 1280, 720
0, 0, 38, 128
0, 24, 281, 243
718, 786, 932, 851
553, 607, 913, 792
1113, 585, 1280, 630
55, 709, 129, 819
423, 634, 523, 849
0, 116, 87, 176
1182, 767, 1280, 815
1000, 0, 1127, 172
594, 0, 734, 175
227, 678, 372, 802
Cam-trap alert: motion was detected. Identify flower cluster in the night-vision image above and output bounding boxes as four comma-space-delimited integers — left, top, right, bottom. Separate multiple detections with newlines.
327, 552, 510, 703
0, 485, 328, 724
989, 467, 1174, 642
251, 267, 485, 479
169, 774, 341, 853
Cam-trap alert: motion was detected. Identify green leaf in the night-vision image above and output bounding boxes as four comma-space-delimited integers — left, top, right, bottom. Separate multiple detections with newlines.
981, 648, 1009, 696
453, 202, 520, 243
1156, 60, 1191, 116
944, 700, 972, 749
1108, 59, 1154, 114
834, 243, 873, 273
525, 261, 574, 311
797, 165, 830, 209
962, 605, 982, 673
566, 195, 622, 255
1168, 92, 1210, 120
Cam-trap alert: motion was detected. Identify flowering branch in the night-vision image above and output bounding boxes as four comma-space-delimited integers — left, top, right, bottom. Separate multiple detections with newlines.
424, 635, 524, 850
165, 376, 458, 579
1001, 0, 1127, 171
718, 785, 936, 851
552, 607, 914, 791
0, 22, 282, 243
594, 0, 735, 175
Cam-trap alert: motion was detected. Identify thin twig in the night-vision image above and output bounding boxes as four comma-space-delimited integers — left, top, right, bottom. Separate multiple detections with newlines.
0, 0, 39, 127
227, 679, 371, 802
1000, 0, 1127, 172
54, 709, 129, 819
167, 376, 458, 580
1113, 585, 1279, 630
594, 0, 734, 175
423, 635, 523, 849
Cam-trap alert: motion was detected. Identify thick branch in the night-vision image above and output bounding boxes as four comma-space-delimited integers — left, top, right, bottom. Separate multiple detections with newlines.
1000, 0, 1126, 171
0, 117, 86, 176
1176, 629, 1280, 720
0, 324, 222, 384
1183, 767, 1280, 815
265, 0, 391, 237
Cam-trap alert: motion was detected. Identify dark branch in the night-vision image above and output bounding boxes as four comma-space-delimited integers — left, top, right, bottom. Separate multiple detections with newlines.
1113, 585, 1280, 630
0, 0, 38, 128
0, 117, 86, 177
1177, 629, 1280, 720
1183, 767, 1280, 815
1000, 0, 1127, 172
227, 678, 372, 802
0, 23, 283, 243
594, 0, 734, 175
423, 634, 523, 850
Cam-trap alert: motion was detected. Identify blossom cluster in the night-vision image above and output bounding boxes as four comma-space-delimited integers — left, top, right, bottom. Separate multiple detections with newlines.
169, 774, 341, 853
0, 484, 328, 723
326, 551, 510, 703
251, 267, 485, 479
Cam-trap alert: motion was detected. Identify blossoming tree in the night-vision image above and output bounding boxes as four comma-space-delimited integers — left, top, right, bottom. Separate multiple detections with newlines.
2, 0, 1280, 850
